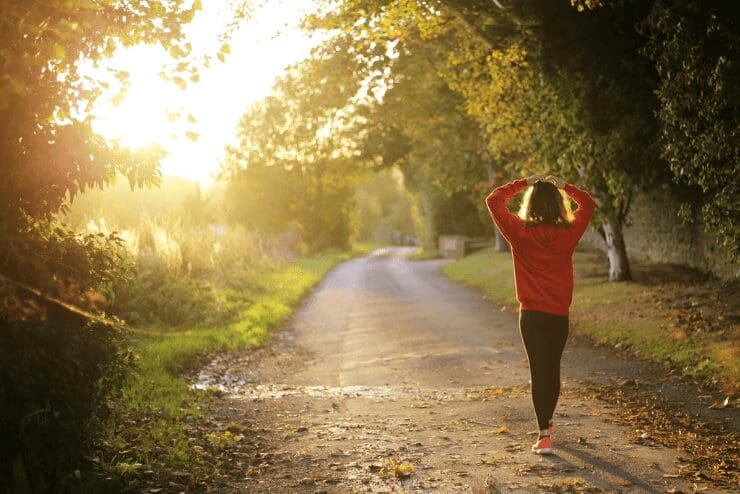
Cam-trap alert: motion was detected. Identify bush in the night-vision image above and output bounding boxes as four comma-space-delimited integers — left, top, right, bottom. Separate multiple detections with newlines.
105, 218, 283, 328
0, 305, 132, 492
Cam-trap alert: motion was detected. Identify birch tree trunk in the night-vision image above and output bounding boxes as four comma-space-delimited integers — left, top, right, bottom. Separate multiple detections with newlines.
602, 216, 632, 281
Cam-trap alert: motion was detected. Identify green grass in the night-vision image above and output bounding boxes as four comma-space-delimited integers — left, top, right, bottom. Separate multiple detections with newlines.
101, 250, 358, 482
124, 255, 345, 413
442, 247, 738, 392
442, 248, 517, 308
409, 246, 442, 260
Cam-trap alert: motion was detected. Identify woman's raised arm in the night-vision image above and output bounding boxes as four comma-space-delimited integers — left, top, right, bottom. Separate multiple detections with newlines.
563, 183, 596, 243
485, 178, 530, 244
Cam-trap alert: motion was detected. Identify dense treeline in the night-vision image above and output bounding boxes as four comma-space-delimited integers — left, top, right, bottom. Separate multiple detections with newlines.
225, 0, 737, 279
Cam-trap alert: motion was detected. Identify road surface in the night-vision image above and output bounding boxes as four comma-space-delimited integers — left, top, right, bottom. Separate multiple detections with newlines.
197, 247, 732, 493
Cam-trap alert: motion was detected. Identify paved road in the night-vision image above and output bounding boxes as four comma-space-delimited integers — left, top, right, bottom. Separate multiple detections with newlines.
198, 248, 728, 493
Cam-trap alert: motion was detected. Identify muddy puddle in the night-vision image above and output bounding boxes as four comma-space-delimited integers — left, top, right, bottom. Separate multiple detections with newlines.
192, 354, 530, 404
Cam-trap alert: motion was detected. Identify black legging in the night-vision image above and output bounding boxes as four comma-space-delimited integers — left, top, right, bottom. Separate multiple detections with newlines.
519, 309, 569, 430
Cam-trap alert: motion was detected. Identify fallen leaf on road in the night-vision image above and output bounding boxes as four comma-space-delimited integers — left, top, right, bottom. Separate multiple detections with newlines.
707, 397, 731, 409
378, 458, 414, 479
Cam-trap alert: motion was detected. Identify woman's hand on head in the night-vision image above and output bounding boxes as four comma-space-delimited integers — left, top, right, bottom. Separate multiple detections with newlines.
526, 174, 545, 185
545, 175, 566, 189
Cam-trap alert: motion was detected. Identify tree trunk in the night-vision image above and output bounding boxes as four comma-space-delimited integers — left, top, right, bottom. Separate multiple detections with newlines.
494, 225, 510, 252
602, 216, 632, 281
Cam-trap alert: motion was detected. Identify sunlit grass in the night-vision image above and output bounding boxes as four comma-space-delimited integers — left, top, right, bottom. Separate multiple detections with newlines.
442, 247, 737, 391
103, 250, 356, 478
441, 247, 517, 309
123, 254, 347, 414
408, 246, 441, 260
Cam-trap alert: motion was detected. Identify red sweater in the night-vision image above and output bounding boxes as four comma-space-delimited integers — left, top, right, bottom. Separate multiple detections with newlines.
485, 179, 596, 316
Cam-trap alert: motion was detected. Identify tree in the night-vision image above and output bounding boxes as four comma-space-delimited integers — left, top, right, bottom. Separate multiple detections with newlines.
222, 33, 379, 250
642, 0, 740, 259
314, 0, 671, 280
352, 168, 417, 244
0, 0, 200, 294
361, 37, 491, 248
0, 1, 203, 489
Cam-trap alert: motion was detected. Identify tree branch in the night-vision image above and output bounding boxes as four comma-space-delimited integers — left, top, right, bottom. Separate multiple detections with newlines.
435, 1, 495, 51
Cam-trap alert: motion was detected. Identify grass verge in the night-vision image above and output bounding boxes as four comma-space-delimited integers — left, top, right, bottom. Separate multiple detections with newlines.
442, 247, 739, 394
91, 248, 364, 491
408, 246, 441, 260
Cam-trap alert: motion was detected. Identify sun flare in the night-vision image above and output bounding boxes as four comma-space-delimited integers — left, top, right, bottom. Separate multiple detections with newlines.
89, 0, 321, 187
92, 46, 180, 150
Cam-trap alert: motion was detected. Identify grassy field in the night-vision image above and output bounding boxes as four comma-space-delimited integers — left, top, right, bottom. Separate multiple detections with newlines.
98, 247, 368, 487
441, 247, 739, 394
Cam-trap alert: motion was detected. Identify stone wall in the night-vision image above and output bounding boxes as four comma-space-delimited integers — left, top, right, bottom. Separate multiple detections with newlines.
579, 187, 737, 280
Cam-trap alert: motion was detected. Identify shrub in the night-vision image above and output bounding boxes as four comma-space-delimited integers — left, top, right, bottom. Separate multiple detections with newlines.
0, 306, 132, 492
92, 217, 292, 328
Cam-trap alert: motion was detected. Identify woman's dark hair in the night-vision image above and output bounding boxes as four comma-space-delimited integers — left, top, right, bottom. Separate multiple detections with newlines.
518, 181, 573, 227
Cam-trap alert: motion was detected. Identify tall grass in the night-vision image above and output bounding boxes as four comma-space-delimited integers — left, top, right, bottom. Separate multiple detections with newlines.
84, 216, 299, 328
81, 214, 369, 485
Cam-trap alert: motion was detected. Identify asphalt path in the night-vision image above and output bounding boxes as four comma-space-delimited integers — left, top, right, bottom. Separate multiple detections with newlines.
198, 247, 731, 493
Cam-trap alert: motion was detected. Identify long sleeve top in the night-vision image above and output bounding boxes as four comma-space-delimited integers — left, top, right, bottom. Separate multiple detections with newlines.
485, 179, 596, 316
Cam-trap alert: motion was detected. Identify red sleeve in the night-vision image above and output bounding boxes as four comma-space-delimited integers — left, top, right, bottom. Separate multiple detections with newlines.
564, 183, 596, 245
485, 179, 527, 245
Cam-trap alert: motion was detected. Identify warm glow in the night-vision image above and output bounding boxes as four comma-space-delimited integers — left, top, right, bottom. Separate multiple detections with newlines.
92, 45, 177, 149
90, 0, 321, 187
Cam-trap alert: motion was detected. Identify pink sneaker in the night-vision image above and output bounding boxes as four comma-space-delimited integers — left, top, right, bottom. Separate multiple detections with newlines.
532, 436, 553, 455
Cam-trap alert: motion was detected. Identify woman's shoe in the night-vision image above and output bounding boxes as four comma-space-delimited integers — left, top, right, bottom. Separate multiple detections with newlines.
531, 436, 553, 455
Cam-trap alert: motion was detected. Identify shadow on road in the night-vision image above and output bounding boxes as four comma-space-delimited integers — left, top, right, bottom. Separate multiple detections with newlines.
552, 444, 662, 493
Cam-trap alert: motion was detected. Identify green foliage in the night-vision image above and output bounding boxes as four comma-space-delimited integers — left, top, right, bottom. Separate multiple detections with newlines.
66, 180, 291, 328
3, 218, 132, 310
98, 253, 350, 489
0, 314, 133, 491
0, 3, 206, 489
0, 0, 199, 224
101, 217, 281, 328
113, 226, 266, 328
406, 176, 489, 249
313, 0, 737, 278
357, 36, 491, 246
642, 0, 740, 258
438, 1, 664, 224
222, 34, 378, 251
352, 168, 417, 243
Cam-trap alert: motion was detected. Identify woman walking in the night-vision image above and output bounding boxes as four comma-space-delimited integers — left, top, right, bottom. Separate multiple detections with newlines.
485, 174, 596, 455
